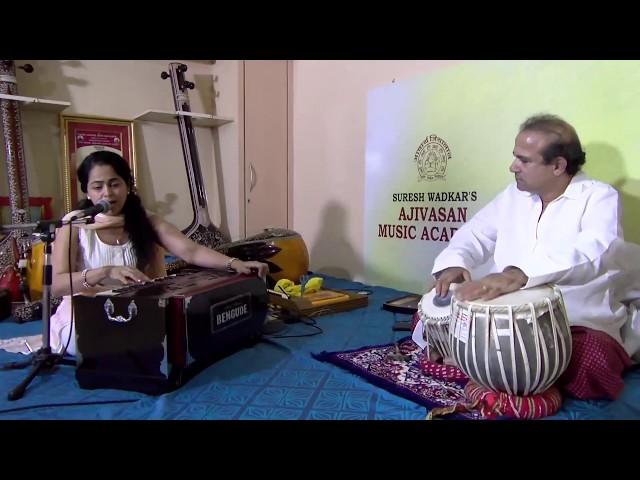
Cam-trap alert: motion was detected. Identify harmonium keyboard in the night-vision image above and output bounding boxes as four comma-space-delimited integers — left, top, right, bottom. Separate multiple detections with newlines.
73, 268, 268, 395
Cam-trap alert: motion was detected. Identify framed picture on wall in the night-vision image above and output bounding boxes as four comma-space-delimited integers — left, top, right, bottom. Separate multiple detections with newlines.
60, 115, 136, 212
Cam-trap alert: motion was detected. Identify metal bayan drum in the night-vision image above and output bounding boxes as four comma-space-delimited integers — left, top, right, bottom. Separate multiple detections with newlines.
450, 285, 572, 396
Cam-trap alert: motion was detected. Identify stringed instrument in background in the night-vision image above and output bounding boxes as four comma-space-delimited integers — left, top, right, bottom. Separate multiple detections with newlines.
217, 228, 309, 287
0, 60, 33, 273
161, 63, 225, 249
0, 61, 39, 317
160, 64, 309, 286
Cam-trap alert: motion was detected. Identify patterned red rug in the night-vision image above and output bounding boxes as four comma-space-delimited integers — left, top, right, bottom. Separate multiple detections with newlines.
313, 336, 482, 419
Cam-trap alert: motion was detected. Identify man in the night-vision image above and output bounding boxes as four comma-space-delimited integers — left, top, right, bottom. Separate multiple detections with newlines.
431, 114, 637, 400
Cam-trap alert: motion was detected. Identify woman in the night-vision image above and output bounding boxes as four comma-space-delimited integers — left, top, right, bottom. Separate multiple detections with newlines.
50, 150, 268, 355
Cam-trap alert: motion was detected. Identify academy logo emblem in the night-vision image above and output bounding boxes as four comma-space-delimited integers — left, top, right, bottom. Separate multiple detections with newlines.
414, 134, 451, 181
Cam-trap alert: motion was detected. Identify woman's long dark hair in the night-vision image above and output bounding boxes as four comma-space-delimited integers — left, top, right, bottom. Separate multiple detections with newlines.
76, 150, 161, 271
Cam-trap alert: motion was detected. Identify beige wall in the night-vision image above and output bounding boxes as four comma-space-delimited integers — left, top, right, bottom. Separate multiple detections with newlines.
3, 59, 466, 285
5, 60, 633, 291
291, 60, 460, 284
0, 60, 245, 240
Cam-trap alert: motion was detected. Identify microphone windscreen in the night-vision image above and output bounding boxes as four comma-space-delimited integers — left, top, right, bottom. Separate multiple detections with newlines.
96, 199, 111, 213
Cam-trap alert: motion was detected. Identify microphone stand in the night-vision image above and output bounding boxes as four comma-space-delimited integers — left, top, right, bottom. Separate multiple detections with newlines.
1, 216, 93, 400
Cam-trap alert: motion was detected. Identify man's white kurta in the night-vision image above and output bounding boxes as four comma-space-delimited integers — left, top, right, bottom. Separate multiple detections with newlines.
432, 172, 639, 353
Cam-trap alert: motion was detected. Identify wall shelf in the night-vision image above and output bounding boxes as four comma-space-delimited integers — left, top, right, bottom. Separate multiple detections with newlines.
134, 109, 233, 128
0, 93, 70, 113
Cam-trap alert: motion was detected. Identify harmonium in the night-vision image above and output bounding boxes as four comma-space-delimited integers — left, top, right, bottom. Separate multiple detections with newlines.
73, 268, 268, 395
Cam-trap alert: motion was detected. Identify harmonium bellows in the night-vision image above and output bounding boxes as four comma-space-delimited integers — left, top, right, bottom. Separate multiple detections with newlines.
73, 268, 268, 395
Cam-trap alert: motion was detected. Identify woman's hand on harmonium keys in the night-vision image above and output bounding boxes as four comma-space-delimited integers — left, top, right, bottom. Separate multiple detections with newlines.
104, 265, 151, 285
229, 260, 269, 280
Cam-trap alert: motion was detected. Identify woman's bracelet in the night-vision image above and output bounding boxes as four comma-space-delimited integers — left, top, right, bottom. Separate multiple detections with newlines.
225, 257, 238, 272
81, 268, 96, 288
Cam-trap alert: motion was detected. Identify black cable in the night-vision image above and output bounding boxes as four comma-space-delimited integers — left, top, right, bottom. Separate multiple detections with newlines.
0, 398, 138, 415
275, 285, 290, 298
266, 312, 324, 338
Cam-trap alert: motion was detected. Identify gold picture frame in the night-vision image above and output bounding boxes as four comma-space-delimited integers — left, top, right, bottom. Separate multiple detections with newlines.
60, 114, 136, 213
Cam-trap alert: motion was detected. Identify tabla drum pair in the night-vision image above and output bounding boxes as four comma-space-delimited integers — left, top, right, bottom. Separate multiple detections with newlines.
416, 284, 572, 396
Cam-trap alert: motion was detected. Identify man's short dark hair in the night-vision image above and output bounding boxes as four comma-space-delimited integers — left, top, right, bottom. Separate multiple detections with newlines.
519, 114, 586, 175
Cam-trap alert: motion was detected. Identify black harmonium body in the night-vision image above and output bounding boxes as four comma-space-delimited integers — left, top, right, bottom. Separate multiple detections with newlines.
73, 268, 268, 395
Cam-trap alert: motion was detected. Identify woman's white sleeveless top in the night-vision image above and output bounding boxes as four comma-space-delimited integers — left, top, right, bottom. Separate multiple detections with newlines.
77, 228, 137, 269
50, 228, 137, 355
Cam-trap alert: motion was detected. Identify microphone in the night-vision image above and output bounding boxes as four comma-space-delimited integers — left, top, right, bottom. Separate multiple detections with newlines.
70, 199, 111, 220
